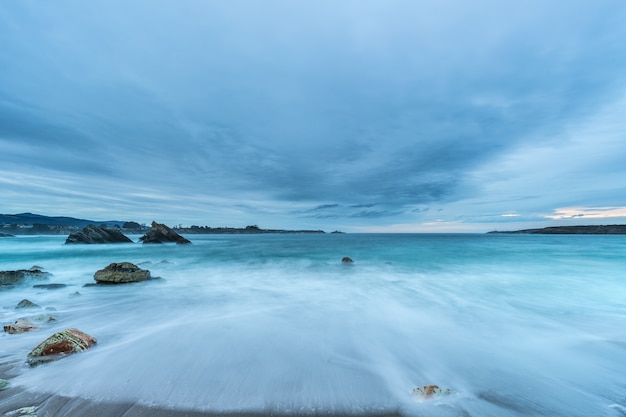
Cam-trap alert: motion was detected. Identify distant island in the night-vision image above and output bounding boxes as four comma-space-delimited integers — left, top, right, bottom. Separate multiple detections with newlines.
0, 213, 327, 235
488, 225, 626, 234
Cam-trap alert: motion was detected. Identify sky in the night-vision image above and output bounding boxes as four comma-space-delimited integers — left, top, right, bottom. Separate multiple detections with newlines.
1, 0, 626, 232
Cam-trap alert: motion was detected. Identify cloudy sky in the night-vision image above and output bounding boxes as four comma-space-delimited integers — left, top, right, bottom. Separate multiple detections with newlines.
1, 1, 625, 232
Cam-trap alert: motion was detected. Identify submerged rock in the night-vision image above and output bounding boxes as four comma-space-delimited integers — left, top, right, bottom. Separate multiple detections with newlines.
27, 328, 97, 366
15, 299, 41, 309
411, 385, 453, 401
4, 318, 39, 334
0, 267, 51, 286
140, 221, 191, 244
32, 283, 67, 290
23, 314, 56, 324
341, 257, 354, 263
94, 262, 151, 284
65, 224, 133, 244
0, 378, 9, 391
4, 406, 38, 417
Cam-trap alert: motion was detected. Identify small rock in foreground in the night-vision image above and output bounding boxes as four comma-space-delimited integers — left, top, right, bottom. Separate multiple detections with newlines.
411, 385, 453, 401
15, 299, 40, 309
4, 406, 38, 417
94, 262, 151, 284
0, 378, 10, 391
4, 318, 39, 334
27, 328, 97, 366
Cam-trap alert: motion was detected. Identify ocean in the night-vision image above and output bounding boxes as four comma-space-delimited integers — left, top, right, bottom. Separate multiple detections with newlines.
1, 233, 625, 416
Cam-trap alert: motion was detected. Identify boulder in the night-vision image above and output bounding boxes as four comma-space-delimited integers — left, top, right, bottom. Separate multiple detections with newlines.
94, 262, 151, 284
140, 221, 191, 244
4, 318, 39, 334
65, 224, 133, 244
27, 328, 96, 366
341, 257, 354, 263
0, 267, 51, 286
15, 299, 41, 309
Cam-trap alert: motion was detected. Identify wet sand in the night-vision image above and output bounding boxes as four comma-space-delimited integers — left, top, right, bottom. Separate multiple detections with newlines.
1, 359, 403, 417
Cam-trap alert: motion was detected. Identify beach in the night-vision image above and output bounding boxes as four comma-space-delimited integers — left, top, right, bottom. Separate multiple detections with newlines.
2, 233, 626, 416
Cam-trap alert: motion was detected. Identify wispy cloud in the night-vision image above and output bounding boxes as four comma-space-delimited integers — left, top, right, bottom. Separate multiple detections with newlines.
545, 207, 626, 220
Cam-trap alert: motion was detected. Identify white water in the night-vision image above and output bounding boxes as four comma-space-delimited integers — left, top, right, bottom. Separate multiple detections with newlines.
1, 234, 625, 416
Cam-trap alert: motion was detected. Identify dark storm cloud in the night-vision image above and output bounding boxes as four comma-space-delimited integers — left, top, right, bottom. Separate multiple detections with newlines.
1, 0, 625, 230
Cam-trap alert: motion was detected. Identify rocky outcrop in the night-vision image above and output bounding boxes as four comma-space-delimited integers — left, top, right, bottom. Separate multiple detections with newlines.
0, 267, 51, 286
65, 224, 133, 244
4, 318, 39, 334
27, 328, 97, 366
139, 221, 191, 244
93, 262, 151, 284
341, 257, 354, 263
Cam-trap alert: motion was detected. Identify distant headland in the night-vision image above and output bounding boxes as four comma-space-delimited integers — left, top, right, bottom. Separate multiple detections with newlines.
488, 225, 626, 234
0, 213, 328, 235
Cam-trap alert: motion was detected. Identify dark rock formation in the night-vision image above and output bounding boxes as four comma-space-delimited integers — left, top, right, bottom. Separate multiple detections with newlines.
0, 267, 51, 286
4, 318, 39, 334
94, 262, 151, 284
65, 224, 133, 244
27, 328, 97, 366
341, 257, 354, 263
33, 283, 67, 290
140, 221, 191, 244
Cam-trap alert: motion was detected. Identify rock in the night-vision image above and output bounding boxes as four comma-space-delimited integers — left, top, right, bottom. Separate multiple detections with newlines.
341, 257, 354, 263
15, 299, 40, 309
65, 224, 133, 244
140, 221, 191, 244
4, 406, 38, 417
0, 378, 10, 391
0, 268, 51, 286
94, 262, 151, 284
33, 283, 67, 290
4, 318, 39, 334
411, 385, 453, 401
27, 328, 97, 366
24, 314, 56, 323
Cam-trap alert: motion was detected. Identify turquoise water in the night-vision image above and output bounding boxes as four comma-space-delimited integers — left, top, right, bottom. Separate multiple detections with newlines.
1, 233, 625, 416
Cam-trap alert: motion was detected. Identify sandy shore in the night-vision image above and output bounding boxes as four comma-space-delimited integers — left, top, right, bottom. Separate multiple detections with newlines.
1, 359, 403, 417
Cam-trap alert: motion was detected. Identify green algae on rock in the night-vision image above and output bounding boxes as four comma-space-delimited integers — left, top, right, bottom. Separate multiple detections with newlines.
27, 328, 97, 366
93, 262, 151, 284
